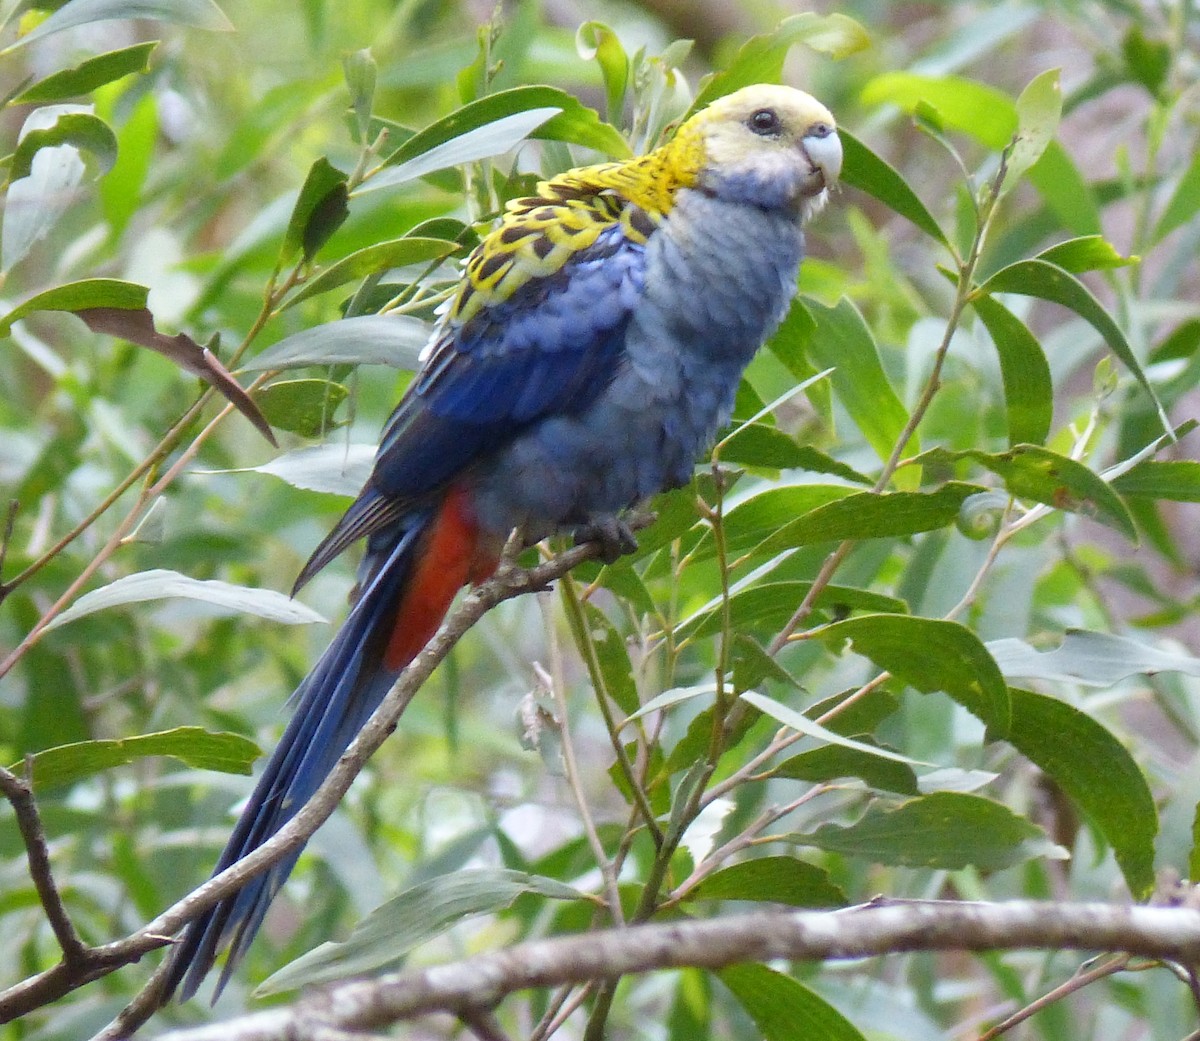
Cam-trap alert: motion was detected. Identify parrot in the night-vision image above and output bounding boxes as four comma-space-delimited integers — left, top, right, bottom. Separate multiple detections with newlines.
162, 83, 841, 1002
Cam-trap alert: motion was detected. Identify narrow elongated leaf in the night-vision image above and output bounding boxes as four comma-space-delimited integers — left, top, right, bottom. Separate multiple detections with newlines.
363, 108, 564, 195
912, 444, 1136, 538
754, 482, 986, 557
1007, 687, 1155, 898
987, 630, 1200, 687
45, 569, 326, 630
257, 870, 585, 994
9, 0, 232, 52
792, 792, 1059, 870
688, 856, 846, 907
255, 378, 348, 438
801, 298, 914, 473
692, 13, 869, 112
1037, 236, 1136, 274
972, 294, 1052, 446
720, 963, 867, 1041
1152, 151, 1200, 245
10, 111, 117, 180
0, 278, 146, 332
205, 443, 376, 496
673, 581, 906, 644
980, 258, 1167, 429
774, 740, 920, 794
862, 72, 1016, 150
1112, 460, 1200, 502
740, 692, 924, 767
78, 306, 276, 444
14, 41, 158, 104
821, 614, 1011, 735
242, 314, 431, 371
21, 728, 261, 790
839, 130, 949, 247
1026, 141, 1101, 235
0, 281, 275, 442
576, 22, 628, 123
283, 236, 457, 308
1001, 69, 1061, 195
281, 157, 349, 264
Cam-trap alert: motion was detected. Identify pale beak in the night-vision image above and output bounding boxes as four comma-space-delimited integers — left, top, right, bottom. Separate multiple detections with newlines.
802, 126, 843, 194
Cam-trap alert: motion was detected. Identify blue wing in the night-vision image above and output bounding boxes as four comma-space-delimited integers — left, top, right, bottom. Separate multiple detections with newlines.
294, 221, 647, 590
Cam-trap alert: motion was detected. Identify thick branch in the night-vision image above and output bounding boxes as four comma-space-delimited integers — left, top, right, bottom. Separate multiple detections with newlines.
154, 900, 1200, 1041
0, 534, 628, 1025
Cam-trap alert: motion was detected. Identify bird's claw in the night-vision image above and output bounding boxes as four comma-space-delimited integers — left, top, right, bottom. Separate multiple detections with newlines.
573, 517, 639, 564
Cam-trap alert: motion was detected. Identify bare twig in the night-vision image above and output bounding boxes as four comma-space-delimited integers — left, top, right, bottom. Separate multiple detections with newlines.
537, 598, 625, 926
975, 953, 1130, 1041
153, 901, 1200, 1041
0, 761, 87, 967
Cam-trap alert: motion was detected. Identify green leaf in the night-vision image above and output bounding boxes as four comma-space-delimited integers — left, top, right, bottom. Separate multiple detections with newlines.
1001, 69, 1061, 195
283, 237, 458, 308
688, 856, 846, 908
673, 582, 906, 644
8, 0, 232, 52
861, 72, 1016, 150
241, 314, 431, 371
913, 444, 1137, 539
1112, 460, 1200, 502
719, 963, 867, 1041
801, 298, 915, 474
1026, 141, 1102, 236
839, 130, 950, 247
820, 614, 1011, 735
754, 483, 987, 557
577, 602, 640, 715
45, 569, 326, 630
3, 108, 118, 271
1122, 24, 1170, 96
740, 691, 925, 767
972, 294, 1052, 446
987, 630, 1200, 687
1037, 236, 1136, 274
208, 443, 375, 497
13, 41, 157, 103
342, 48, 377, 143
0, 278, 146, 334
1006, 687, 1156, 898
21, 727, 261, 789
979, 258, 1167, 431
258, 870, 585, 995
691, 13, 869, 112
281, 157, 349, 264
1152, 152, 1200, 245
255, 378, 348, 438
793, 792, 1059, 870
576, 22, 627, 123
774, 739, 920, 795
100, 89, 157, 238
370, 86, 628, 187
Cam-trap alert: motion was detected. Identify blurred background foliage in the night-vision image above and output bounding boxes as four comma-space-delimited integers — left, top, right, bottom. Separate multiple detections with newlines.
1, 0, 1200, 1037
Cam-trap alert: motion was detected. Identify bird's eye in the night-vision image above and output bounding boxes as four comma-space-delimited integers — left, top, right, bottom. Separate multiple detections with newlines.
748, 108, 782, 136
808, 121, 834, 139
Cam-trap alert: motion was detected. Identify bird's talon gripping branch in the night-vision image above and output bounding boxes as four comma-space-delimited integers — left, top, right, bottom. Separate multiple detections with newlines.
573, 516, 640, 564
163, 83, 841, 1003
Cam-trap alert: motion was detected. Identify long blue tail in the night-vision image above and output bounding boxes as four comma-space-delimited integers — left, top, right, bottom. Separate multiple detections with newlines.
162, 518, 427, 1002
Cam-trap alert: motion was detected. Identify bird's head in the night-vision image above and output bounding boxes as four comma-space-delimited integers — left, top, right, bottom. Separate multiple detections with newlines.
674, 84, 841, 219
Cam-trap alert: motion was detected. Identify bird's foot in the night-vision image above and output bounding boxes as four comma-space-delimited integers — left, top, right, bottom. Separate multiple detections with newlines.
573, 516, 639, 564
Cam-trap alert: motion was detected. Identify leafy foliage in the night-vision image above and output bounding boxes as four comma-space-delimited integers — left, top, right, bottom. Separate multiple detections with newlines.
1, 0, 1199, 1038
